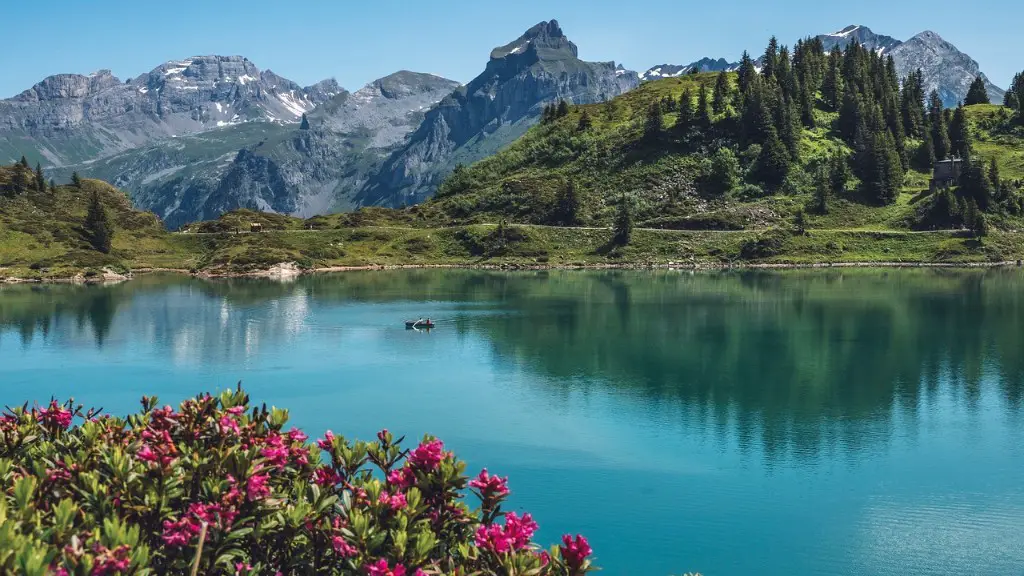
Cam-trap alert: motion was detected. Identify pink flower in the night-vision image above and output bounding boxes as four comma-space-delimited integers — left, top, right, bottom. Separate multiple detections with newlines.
246, 472, 271, 501
90, 544, 131, 575
235, 562, 254, 575
136, 445, 158, 463
469, 468, 510, 499
538, 551, 551, 566
364, 559, 406, 576
377, 429, 390, 443
162, 517, 199, 547
291, 446, 310, 466
219, 414, 241, 435
317, 430, 336, 450
46, 464, 72, 483
37, 401, 73, 429
474, 512, 538, 554
407, 439, 444, 471
54, 568, 70, 576
313, 466, 342, 486
226, 406, 246, 415
387, 467, 414, 490
378, 491, 407, 511
560, 534, 592, 571
261, 445, 290, 468
332, 536, 358, 557
288, 428, 308, 443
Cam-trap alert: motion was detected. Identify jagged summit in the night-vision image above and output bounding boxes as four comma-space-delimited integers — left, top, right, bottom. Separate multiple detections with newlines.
361, 19, 637, 207
490, 20, 577, 60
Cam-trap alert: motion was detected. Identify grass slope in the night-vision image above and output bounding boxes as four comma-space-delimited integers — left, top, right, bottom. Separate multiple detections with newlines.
423, 74, 1024, 232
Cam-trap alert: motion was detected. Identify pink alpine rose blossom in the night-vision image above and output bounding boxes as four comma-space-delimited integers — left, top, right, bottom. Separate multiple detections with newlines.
408, 439, 444, 471
38, 401, 73, 429
318, 430, 336, 450
560, 534, 593, 571
469, 468, 510, 499
364, 559, 406, 576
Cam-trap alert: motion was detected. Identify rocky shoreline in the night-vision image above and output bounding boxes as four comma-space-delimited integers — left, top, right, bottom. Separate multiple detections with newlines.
3, 259, 1023, 285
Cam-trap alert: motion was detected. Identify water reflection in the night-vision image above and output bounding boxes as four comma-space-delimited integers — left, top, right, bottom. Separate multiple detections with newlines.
2, 269, 1023, 458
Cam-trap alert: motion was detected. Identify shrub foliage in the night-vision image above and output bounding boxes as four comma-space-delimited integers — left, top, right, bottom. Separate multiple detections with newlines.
0, 388, 594, 576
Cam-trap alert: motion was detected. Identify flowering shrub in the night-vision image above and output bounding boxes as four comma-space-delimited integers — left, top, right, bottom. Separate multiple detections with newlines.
0, 389, 594, 575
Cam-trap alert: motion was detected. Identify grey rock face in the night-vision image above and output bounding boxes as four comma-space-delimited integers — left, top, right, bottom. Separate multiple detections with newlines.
641, 58, 735, 81
56, 71, 460, 228
0, 56, 339, 166
815, 25, 902, 54
360, 19, 639, 207
311, 71, 461, 148
889, 31, 1005, 107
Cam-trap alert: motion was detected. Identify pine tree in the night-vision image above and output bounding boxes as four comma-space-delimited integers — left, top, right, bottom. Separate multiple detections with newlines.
948, 106, 970, 158
867, 131, 903, 205
960, 157, 994, 211
643, 101, 664, 142
34, 163, 45, 192
838, 87, 862, 143
542, 104, 554, 124
737, 51, 757, 95
299, 113, 310, 130
989, 158, 1002, 201
1007, 91, 1021, 113
928, 91, 951, 160
706, 148, 740, 196
676, 87, 695, 135
762, 37, 780, 80
964, 77, 989, 105
557, 100, 570, 118
814, 166, 830, 214
712, 71, 730, 115
555, 180, 582, 225
19, 155, 29, 169
696, 83, 712, 132
829, 152, 851, 196
899, 70, 925, 137
577, 109, 593, 131
71, 172, 82, 188
49, 178, 56, 192
753, 129, 790, 189
84, 190, 113, 254
613, 195, 633, 246
821, 48, 844, 110
11, 165, 28, 195
913, 129, 936, 172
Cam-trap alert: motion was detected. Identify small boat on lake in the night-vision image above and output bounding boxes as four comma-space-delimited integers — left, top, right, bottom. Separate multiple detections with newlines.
405, 318, 435, 329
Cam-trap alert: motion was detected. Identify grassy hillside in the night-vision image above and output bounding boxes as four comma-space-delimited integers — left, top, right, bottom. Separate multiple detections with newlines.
0, 166, 203, 278
421, 74, 1024, 233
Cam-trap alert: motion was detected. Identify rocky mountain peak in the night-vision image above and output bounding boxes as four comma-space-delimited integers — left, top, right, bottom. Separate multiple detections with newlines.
490, 20, 577, 61
14, 69, 123, 102
816, 24, 902, 54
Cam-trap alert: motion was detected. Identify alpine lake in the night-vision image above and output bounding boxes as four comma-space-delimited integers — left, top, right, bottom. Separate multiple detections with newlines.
2, 268, 1023, 575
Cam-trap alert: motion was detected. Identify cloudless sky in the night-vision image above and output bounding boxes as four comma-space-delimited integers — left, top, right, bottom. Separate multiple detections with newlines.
1, 0, 1020, 98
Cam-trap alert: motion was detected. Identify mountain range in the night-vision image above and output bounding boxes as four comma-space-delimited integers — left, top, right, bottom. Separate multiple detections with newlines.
0, 21, 1009, 227
643, 25, 1005, 108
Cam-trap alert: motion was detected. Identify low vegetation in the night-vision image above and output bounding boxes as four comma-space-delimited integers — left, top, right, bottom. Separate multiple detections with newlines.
0, 387, 595, 575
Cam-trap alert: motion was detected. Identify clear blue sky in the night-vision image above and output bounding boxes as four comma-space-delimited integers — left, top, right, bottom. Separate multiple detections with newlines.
1, 0, 1019, 98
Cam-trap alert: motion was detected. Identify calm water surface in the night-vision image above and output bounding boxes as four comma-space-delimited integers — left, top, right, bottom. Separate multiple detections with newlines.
1, 270, 1023, 575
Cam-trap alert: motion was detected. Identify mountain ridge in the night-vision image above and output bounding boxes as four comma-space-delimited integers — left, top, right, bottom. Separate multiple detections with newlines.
642, 24, 1004, 107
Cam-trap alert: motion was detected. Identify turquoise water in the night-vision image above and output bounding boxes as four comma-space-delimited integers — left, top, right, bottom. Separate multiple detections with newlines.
2, 270, 1023, 575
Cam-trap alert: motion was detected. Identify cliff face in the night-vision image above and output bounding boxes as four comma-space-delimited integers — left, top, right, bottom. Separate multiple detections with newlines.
53, 72, 460, 228
358, 20, 640, 207
0, 56, 339, 167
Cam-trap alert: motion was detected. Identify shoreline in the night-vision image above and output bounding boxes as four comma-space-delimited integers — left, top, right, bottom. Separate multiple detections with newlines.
3, 259, 1023, 284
